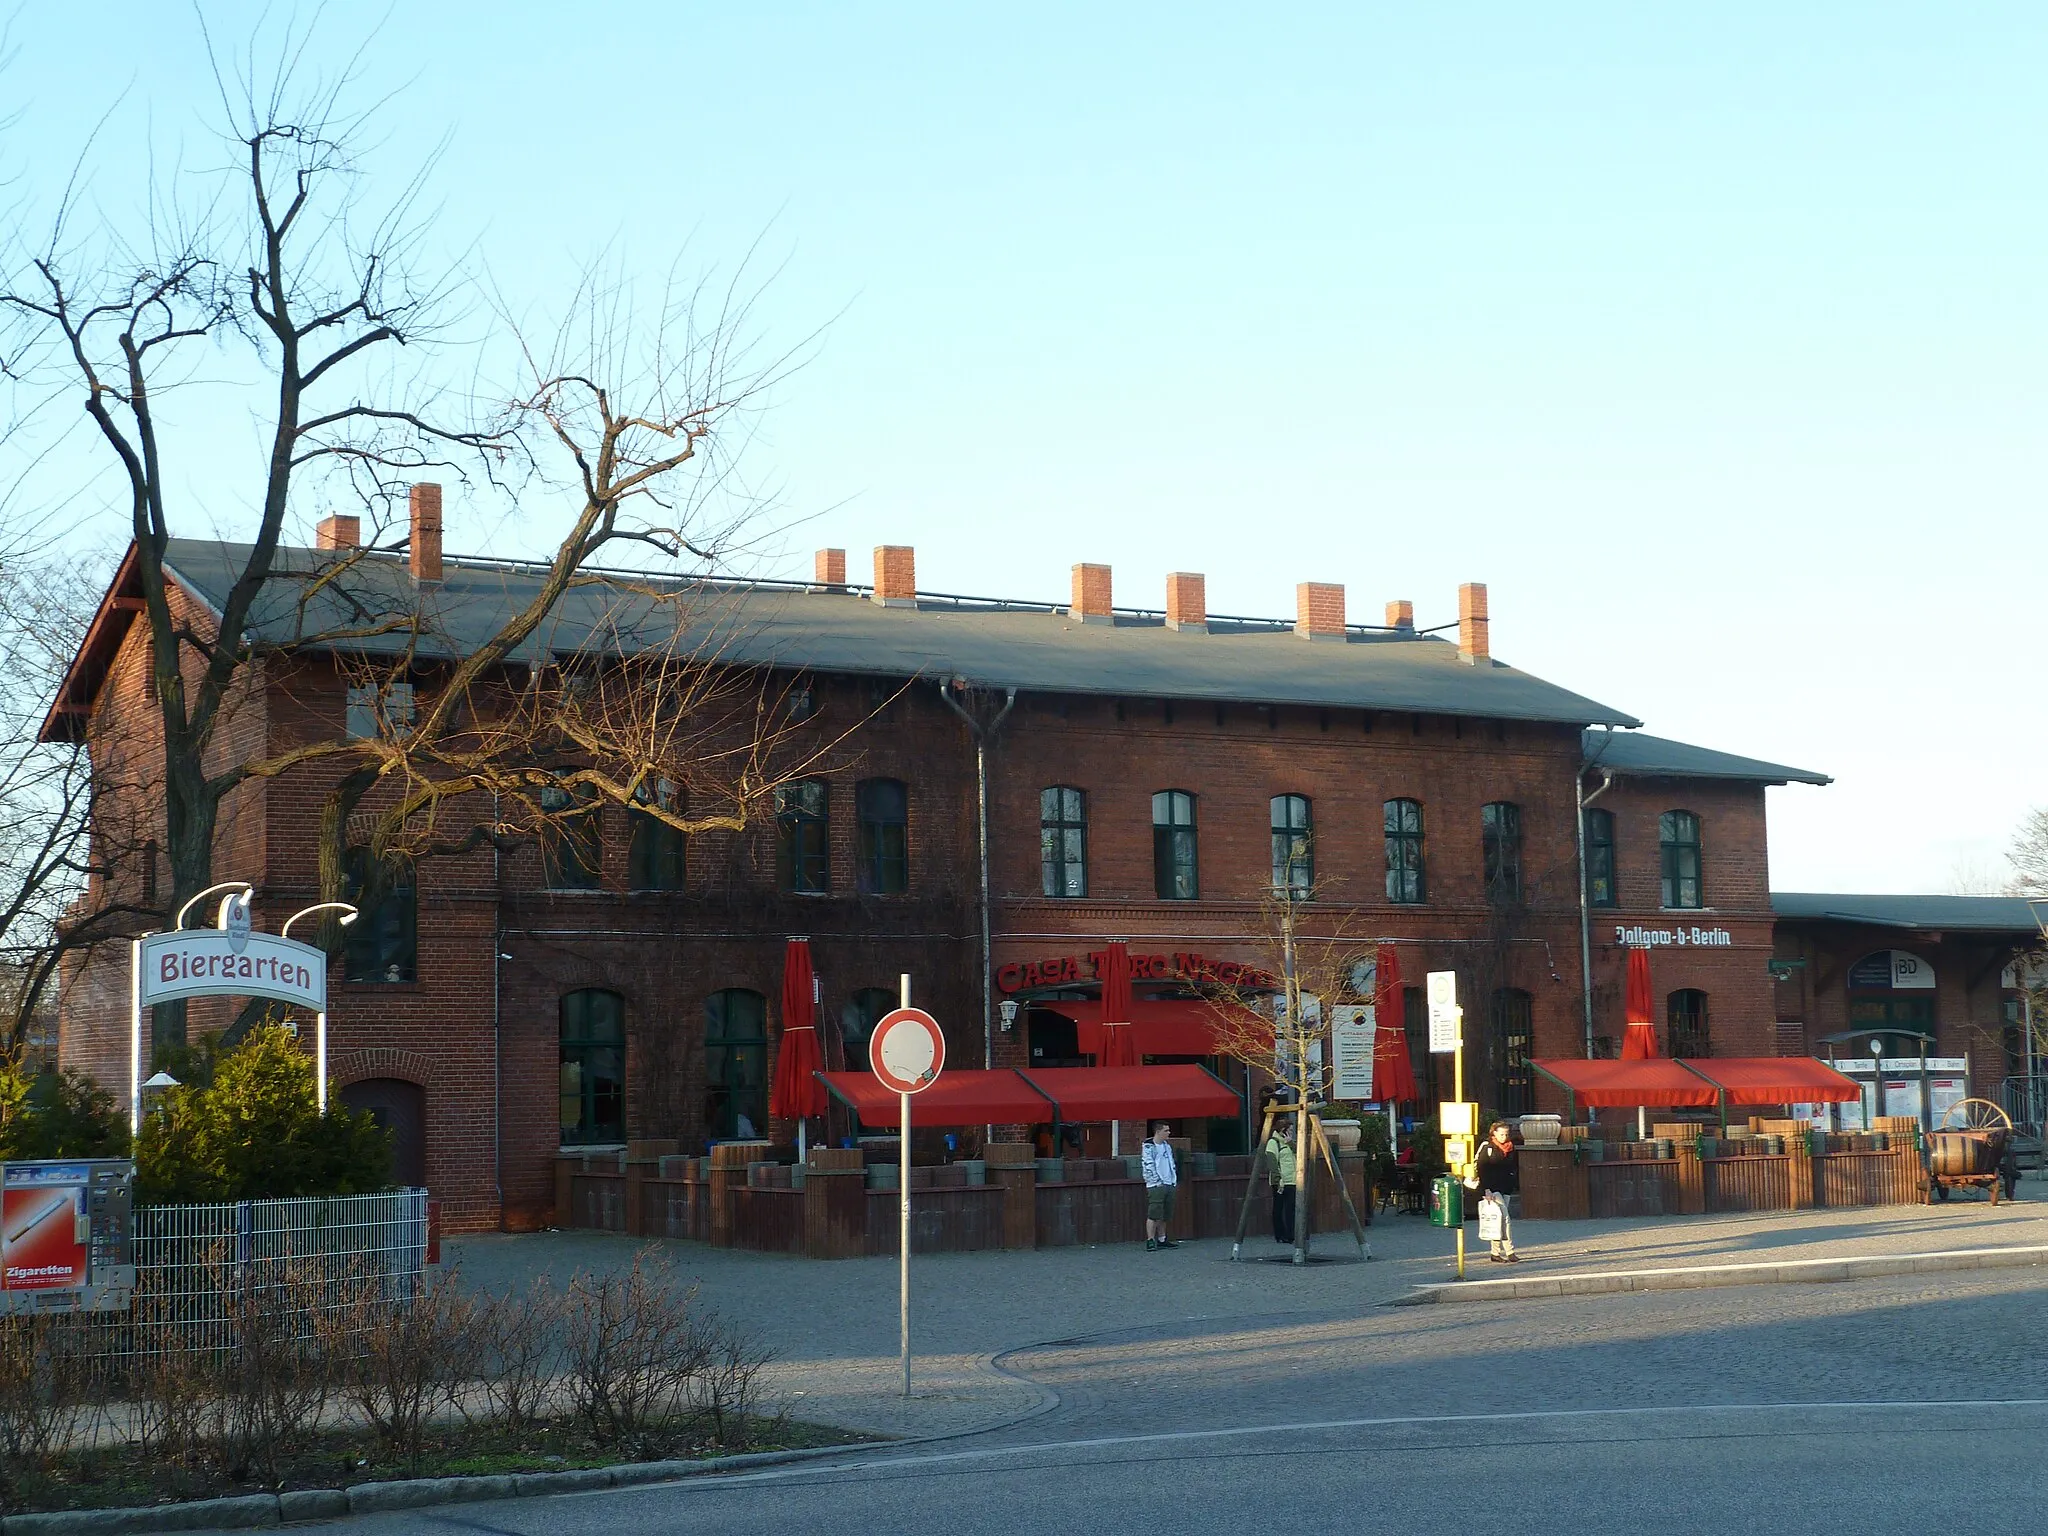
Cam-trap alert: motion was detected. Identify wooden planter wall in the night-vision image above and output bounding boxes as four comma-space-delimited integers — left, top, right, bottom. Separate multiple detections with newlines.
1517, 1138, 1924, 1222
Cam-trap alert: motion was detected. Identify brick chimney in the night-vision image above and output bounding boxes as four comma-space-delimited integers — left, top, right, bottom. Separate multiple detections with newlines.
1295, 582, 1346, 641
316, 514, 361, 550
1385, 599, 1414, 632
1164, 572, 1206, 632
872, 545, 916, 606
1458, 582, 1490, 664
1070, 563, 1113, 624
408, 483, 443, 584
813, 548, 847, 589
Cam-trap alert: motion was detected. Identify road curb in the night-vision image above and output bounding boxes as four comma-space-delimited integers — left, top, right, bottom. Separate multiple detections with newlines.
1396, 1243, 2048, 1304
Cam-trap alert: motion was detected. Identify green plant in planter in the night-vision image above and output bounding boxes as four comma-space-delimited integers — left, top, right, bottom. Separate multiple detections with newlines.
0, 1062, 130, 1160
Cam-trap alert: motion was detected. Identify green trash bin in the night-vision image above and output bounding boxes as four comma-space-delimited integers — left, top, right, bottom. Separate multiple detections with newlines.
1428, 1176, 1463, 1228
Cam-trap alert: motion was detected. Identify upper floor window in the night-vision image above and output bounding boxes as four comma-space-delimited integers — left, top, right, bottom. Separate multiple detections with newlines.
1384, 798, 1425, 904
346, 681, 416, 741
343, 847, 416, 983
1490, 987, 1535, 1115
540, 783, 602, 890
776, 780, 829, 894
1667, 989, 1710, 1059
1152, 790, 1198, 901
1270, 794, 1313, 895
1481, 801, 1522, 902
1041, 787, 1087, 898
1585, 807, 1617, 908
705, 987, 767, 1139
1659, 810, 1703, 909
856, 778, 909, 894
839, 987, 897, 1074
627, 779, 686, 891
560, 988, 626, 1146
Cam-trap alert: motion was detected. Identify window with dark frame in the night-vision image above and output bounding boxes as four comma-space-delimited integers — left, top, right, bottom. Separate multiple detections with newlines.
1659, 809, 1704, 909
1270, 794, 1313, 895
559, 988, 626, 1146
1585, 807, 1618, 908
776, 780, 829, 894
1152, 790, 1198, 901
345, 681, 415, 742
342, 846, 417, 983
1667, 989, 1710, 1059
539, 784, 603, 890
1402, 985, 1439, 1104
1490, 987, 1535, 1115
839, 987, 897, 1074
856, 778, 909, 894
1384, 798, 1426, 904
1481, 801, 1522, 902
1040, 787, 1088, 897
704, 988, 768, 1139
627, 779, 686, 891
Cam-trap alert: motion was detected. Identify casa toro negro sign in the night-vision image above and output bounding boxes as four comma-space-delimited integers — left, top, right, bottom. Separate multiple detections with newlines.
995, 949, 1279, 995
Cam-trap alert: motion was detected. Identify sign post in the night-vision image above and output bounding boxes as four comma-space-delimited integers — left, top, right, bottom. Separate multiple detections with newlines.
870, 979, 945, 1399
1426, 971, 1472, 1280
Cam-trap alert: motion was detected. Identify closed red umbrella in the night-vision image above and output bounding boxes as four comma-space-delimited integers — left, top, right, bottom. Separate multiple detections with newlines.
1370, 944, 1417, 1103
1620, 947, 1659, 1060
770, 938, 827, 1154
1096, 941, 1138, 1153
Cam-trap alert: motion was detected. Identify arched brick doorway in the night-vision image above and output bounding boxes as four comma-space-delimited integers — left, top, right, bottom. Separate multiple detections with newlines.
341, 1078, 427, 1188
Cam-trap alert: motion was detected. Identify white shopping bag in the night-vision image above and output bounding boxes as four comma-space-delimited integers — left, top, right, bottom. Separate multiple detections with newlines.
1476, 1193, 1505, 1242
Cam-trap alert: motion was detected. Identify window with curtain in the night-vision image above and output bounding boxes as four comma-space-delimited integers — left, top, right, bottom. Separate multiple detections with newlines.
559, 988, 626, 1145
540, 783, 603, 890
1667, 989, 1710, 1059
1482, 801, 1522, 902
1040, 787, 1087, 897
704, 988, 768, 1139
627, 779, 686, 891
1270, 794, 1313, 895
1660, 810, 1704, 909
776, 780, 829, 893
1585, 807, 1617, 908
1489, 988, 1535, 1115
1384, 798, 1425, 904
856, 778, 909, 894
343, 847, 417, 983
1152, 790, 1198, 900
839, 987, 897, 1074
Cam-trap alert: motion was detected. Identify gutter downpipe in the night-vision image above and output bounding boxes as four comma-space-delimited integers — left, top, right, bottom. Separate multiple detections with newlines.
1577, 750, 1615, 1060
936, 682, 1017, 1108
492, 791, 504, 1227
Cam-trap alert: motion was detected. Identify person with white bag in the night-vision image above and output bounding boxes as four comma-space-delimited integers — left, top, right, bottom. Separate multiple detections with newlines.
1473, 1119, 1521, 1262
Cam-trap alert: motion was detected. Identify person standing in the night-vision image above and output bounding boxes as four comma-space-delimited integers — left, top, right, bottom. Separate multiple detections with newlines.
1265, 1119, 1297, 1245
1142, 1121, 1180, 1251
1475, 1120, 1521, 1262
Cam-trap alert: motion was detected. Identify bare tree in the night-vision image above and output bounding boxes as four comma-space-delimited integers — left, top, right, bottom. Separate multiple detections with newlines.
2005, 809, 2048, 898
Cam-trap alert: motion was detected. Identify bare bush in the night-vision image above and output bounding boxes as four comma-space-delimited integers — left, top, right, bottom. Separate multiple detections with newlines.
563, 1252, 715, 1451
0, 1312, 97, 1505
694, 1316, 775, 1452
471, 1276, 565, 1430
331, 1266, 476, 1470
188, 1263, 339, 1484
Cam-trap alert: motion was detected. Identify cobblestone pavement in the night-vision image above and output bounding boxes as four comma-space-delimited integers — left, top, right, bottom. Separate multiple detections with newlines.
444, 1176, 2048, 1443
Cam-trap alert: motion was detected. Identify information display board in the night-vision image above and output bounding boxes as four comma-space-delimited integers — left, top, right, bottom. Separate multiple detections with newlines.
0, 1160, 134, 1314
1329, 1005, 1376, 1100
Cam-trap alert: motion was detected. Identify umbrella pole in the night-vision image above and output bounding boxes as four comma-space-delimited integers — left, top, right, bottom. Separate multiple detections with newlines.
1638, 1105, 1647, 1141
1111, 1120, 1119, 1156
798, 1121, 807, 1163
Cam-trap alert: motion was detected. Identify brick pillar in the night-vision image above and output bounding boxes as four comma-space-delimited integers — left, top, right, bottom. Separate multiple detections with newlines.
985, 1142, 1037, 1250
554, 1156, 576, 1228
803, 1167, 867, 1259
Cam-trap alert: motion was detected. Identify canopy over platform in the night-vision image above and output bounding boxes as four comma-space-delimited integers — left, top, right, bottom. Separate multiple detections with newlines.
1678, 1057, 1860, 1105
1019, 1065, 1241, 1122
815, 1070, 1053, 1128
1532, 1059, 1720, 1109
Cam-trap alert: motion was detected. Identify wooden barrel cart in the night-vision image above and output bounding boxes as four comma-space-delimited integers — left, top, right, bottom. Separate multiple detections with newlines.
1924, 1099, 2012, 1204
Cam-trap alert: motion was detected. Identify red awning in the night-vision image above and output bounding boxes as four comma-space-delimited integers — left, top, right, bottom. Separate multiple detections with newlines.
1018, 1065, 1241, 1121
1677, 1057, 1861, 1105
815, 1070, 1054, 1128
1531, 1058, 1720, 1108
1034, 997, 1226, 1057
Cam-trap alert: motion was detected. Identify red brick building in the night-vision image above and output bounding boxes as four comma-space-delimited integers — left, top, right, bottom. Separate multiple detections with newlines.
44, 500, 2044, 1229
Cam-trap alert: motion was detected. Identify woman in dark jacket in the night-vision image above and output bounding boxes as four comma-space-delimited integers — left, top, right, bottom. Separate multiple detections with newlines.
1474, 1121, 1520, 1262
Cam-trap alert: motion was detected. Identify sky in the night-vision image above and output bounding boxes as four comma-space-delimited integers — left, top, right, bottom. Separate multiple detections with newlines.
5, 3, 2044, 894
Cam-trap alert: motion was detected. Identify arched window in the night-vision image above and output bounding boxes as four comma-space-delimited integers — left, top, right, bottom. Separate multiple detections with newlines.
838, 987, 897, 1074
1667, 989, 1710, 1059
1490, 987, 1535, 1115
627, 779, 686, 891
1384, 798, 1425, 904
1152, 790, 1198, 900
1585, 807, 1617, 909
540, 784, 603, 890
1659, 810, 1703, 909
1270, 794, 1313, 895
856, 778, 909, 894
1040, 787, 1088, 897
705, 988, 768, 1139
1482, 801, 1522, 902
776, 781, 829, 893
560, 989, 625, 1145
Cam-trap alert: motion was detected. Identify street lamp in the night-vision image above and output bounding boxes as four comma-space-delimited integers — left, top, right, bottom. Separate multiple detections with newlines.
283, 902, 358, 1116
174, 881, 254, 930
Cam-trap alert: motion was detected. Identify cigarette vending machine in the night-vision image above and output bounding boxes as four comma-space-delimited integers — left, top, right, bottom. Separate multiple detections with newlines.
0, 1159, 135, 1314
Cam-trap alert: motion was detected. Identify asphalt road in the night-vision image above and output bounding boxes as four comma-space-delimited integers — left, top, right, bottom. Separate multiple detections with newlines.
333, 1264, 2048, 1536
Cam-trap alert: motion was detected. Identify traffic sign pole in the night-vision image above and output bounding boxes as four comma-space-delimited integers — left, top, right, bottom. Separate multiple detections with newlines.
869, 985, 945, 1400
899, 972, 911, 1398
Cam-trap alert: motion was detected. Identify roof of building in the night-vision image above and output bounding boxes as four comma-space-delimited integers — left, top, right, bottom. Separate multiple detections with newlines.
77, 539, 1643, 728
1771, 892, 2048, 934
1582, 729, 1831, 786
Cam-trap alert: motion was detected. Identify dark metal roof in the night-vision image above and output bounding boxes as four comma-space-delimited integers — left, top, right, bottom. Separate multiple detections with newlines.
1583, 728, 1831, 786
147, 539, 1643, 726
1771, 892, 2047, 934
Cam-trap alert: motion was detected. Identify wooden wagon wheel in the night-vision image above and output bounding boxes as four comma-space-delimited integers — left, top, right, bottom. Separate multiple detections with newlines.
1938, 1098, 2012, 1133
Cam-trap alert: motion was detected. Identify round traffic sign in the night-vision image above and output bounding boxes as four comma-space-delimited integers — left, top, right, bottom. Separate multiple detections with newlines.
870, 1008, 945, 1094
